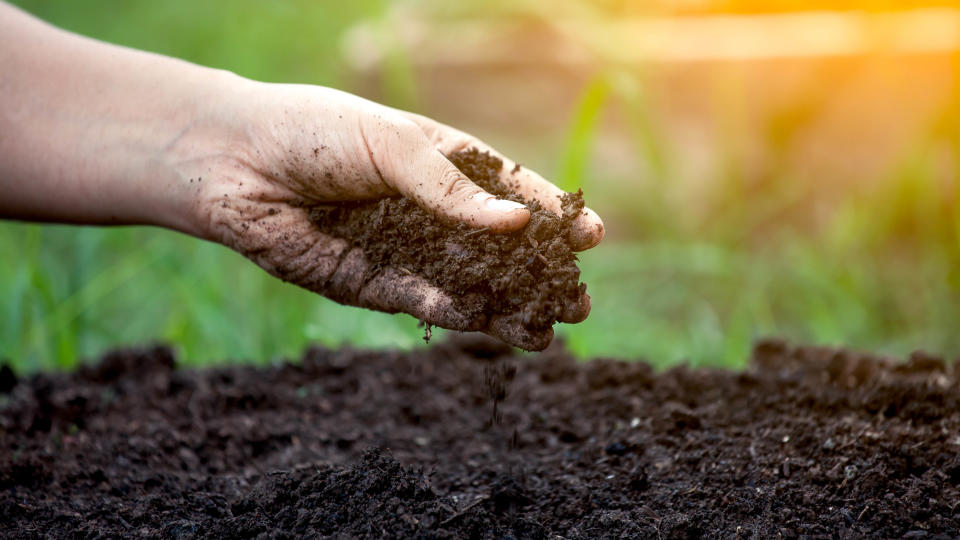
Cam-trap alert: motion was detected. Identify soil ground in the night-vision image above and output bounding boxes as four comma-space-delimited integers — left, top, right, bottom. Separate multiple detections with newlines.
2, 335, 959, 538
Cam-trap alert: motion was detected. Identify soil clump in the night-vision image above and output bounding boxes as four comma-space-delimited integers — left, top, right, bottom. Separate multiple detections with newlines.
309, 149, 586, 336
2, 336, 960, 538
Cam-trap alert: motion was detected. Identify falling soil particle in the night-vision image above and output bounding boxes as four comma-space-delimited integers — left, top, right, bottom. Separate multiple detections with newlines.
2, 336, 960, 537
309, 149, 585, 337
483, 361, 517, 426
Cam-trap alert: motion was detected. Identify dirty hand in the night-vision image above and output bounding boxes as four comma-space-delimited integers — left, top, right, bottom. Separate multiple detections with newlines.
192, 82, 604, 349
0, 2, 602, 349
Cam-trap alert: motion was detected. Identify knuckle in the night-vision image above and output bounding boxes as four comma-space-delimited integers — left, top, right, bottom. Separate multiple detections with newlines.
382, 116, 422, 142
440, 169, 481, 200
437, 133, 474, 154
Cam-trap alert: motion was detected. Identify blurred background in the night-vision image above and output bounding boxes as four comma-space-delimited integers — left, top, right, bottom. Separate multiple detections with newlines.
2, 0, 958, 371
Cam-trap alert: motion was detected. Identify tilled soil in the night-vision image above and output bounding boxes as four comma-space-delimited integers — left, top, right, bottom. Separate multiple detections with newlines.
2, 335, 959, 538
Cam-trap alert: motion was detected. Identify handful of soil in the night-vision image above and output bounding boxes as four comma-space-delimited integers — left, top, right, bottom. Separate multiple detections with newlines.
308, 149, 586, 343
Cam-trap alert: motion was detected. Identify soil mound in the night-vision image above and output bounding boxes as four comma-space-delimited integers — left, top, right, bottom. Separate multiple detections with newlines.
2, 336, 960, 538
309, 149, 585, 335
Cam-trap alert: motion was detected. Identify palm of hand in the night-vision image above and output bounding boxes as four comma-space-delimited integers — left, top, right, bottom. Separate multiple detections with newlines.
194, 84, 601, 349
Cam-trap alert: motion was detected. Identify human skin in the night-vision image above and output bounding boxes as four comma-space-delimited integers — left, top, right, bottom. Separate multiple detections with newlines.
0, 3, 603, 350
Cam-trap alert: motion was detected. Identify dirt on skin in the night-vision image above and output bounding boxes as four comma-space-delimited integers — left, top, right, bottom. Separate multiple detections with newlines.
2, 335, 960, 538
308, 149, 586, 335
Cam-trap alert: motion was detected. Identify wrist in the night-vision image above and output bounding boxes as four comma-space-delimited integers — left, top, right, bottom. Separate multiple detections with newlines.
0, 6, 259, 235
146, 68, 257, 238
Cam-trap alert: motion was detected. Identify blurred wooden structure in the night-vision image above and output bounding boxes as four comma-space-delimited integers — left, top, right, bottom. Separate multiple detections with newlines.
344, 9, 960, 224
345, 9, 960, 67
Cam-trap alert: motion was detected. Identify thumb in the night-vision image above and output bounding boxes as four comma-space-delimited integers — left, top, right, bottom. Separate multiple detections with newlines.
379, 127, 530, 232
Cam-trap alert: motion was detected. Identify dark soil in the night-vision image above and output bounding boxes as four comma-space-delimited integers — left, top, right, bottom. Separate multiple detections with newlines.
3, 336, 960, 538
309, 149, 585, 335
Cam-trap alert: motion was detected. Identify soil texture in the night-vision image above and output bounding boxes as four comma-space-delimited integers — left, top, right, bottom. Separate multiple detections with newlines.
309, 149, 585, 334
2, 336, 960, 538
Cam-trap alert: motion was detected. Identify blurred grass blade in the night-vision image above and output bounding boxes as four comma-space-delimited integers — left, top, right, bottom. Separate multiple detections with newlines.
607, 70, 669, 184
25, 237, 164, 370
370, 12, 420, 110
559, 74, 610, 193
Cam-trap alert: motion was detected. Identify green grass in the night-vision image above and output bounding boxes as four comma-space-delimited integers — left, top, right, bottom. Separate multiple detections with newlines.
3, 0, 959, 372
4, 220, 956, 372
11, 0, 387, 85
0, 224, 427, 371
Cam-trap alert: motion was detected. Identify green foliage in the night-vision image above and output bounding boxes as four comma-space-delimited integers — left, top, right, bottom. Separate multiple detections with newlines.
10, 0, 387, 85
2, 1, 959, 372
0, 225, 426, 371
559, 236, 960, 368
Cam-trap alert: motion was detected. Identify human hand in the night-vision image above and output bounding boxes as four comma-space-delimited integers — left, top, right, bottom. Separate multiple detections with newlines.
167, 82, 607, 349
0, 4, 602, 349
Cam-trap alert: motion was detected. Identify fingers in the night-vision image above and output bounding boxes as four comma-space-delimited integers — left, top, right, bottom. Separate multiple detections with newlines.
485, 313, 555, 351
212, 192, 567, 347
567, 207, 605, 251
361, 268, 576, 350
401, 113, 605, 251
358, 268, 480, 331
558, 291, 591, 324
364, 117, 530, 233
361, 267, 584, 348
486, 157, 605, 250
361, 267, 583, 346
490, 158, 605, 251
271, 227, 480, 331
486, 291, 587, 350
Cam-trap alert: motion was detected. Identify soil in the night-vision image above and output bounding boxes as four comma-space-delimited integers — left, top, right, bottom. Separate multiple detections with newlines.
2, 335, 960, 538
308, 149, 585, 335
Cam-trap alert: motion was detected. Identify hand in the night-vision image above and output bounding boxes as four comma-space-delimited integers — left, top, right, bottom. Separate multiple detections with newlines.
182, 82, 604, 349
0, 2, 602, 350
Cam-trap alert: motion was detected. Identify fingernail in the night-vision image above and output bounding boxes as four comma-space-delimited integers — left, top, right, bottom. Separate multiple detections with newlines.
484, 197, 527, 212
571, 207, 604, 250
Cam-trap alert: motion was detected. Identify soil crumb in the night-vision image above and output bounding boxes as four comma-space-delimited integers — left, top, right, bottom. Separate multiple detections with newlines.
2, 336, 960, 538
309, 149, 585, 337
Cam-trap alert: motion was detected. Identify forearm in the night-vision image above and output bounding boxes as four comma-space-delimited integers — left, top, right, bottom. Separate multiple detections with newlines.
0, 2, 240, 234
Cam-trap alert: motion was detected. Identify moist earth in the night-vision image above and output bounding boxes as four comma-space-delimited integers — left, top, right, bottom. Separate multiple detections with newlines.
309, 149, 586, 335
2, 336, 960, 538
